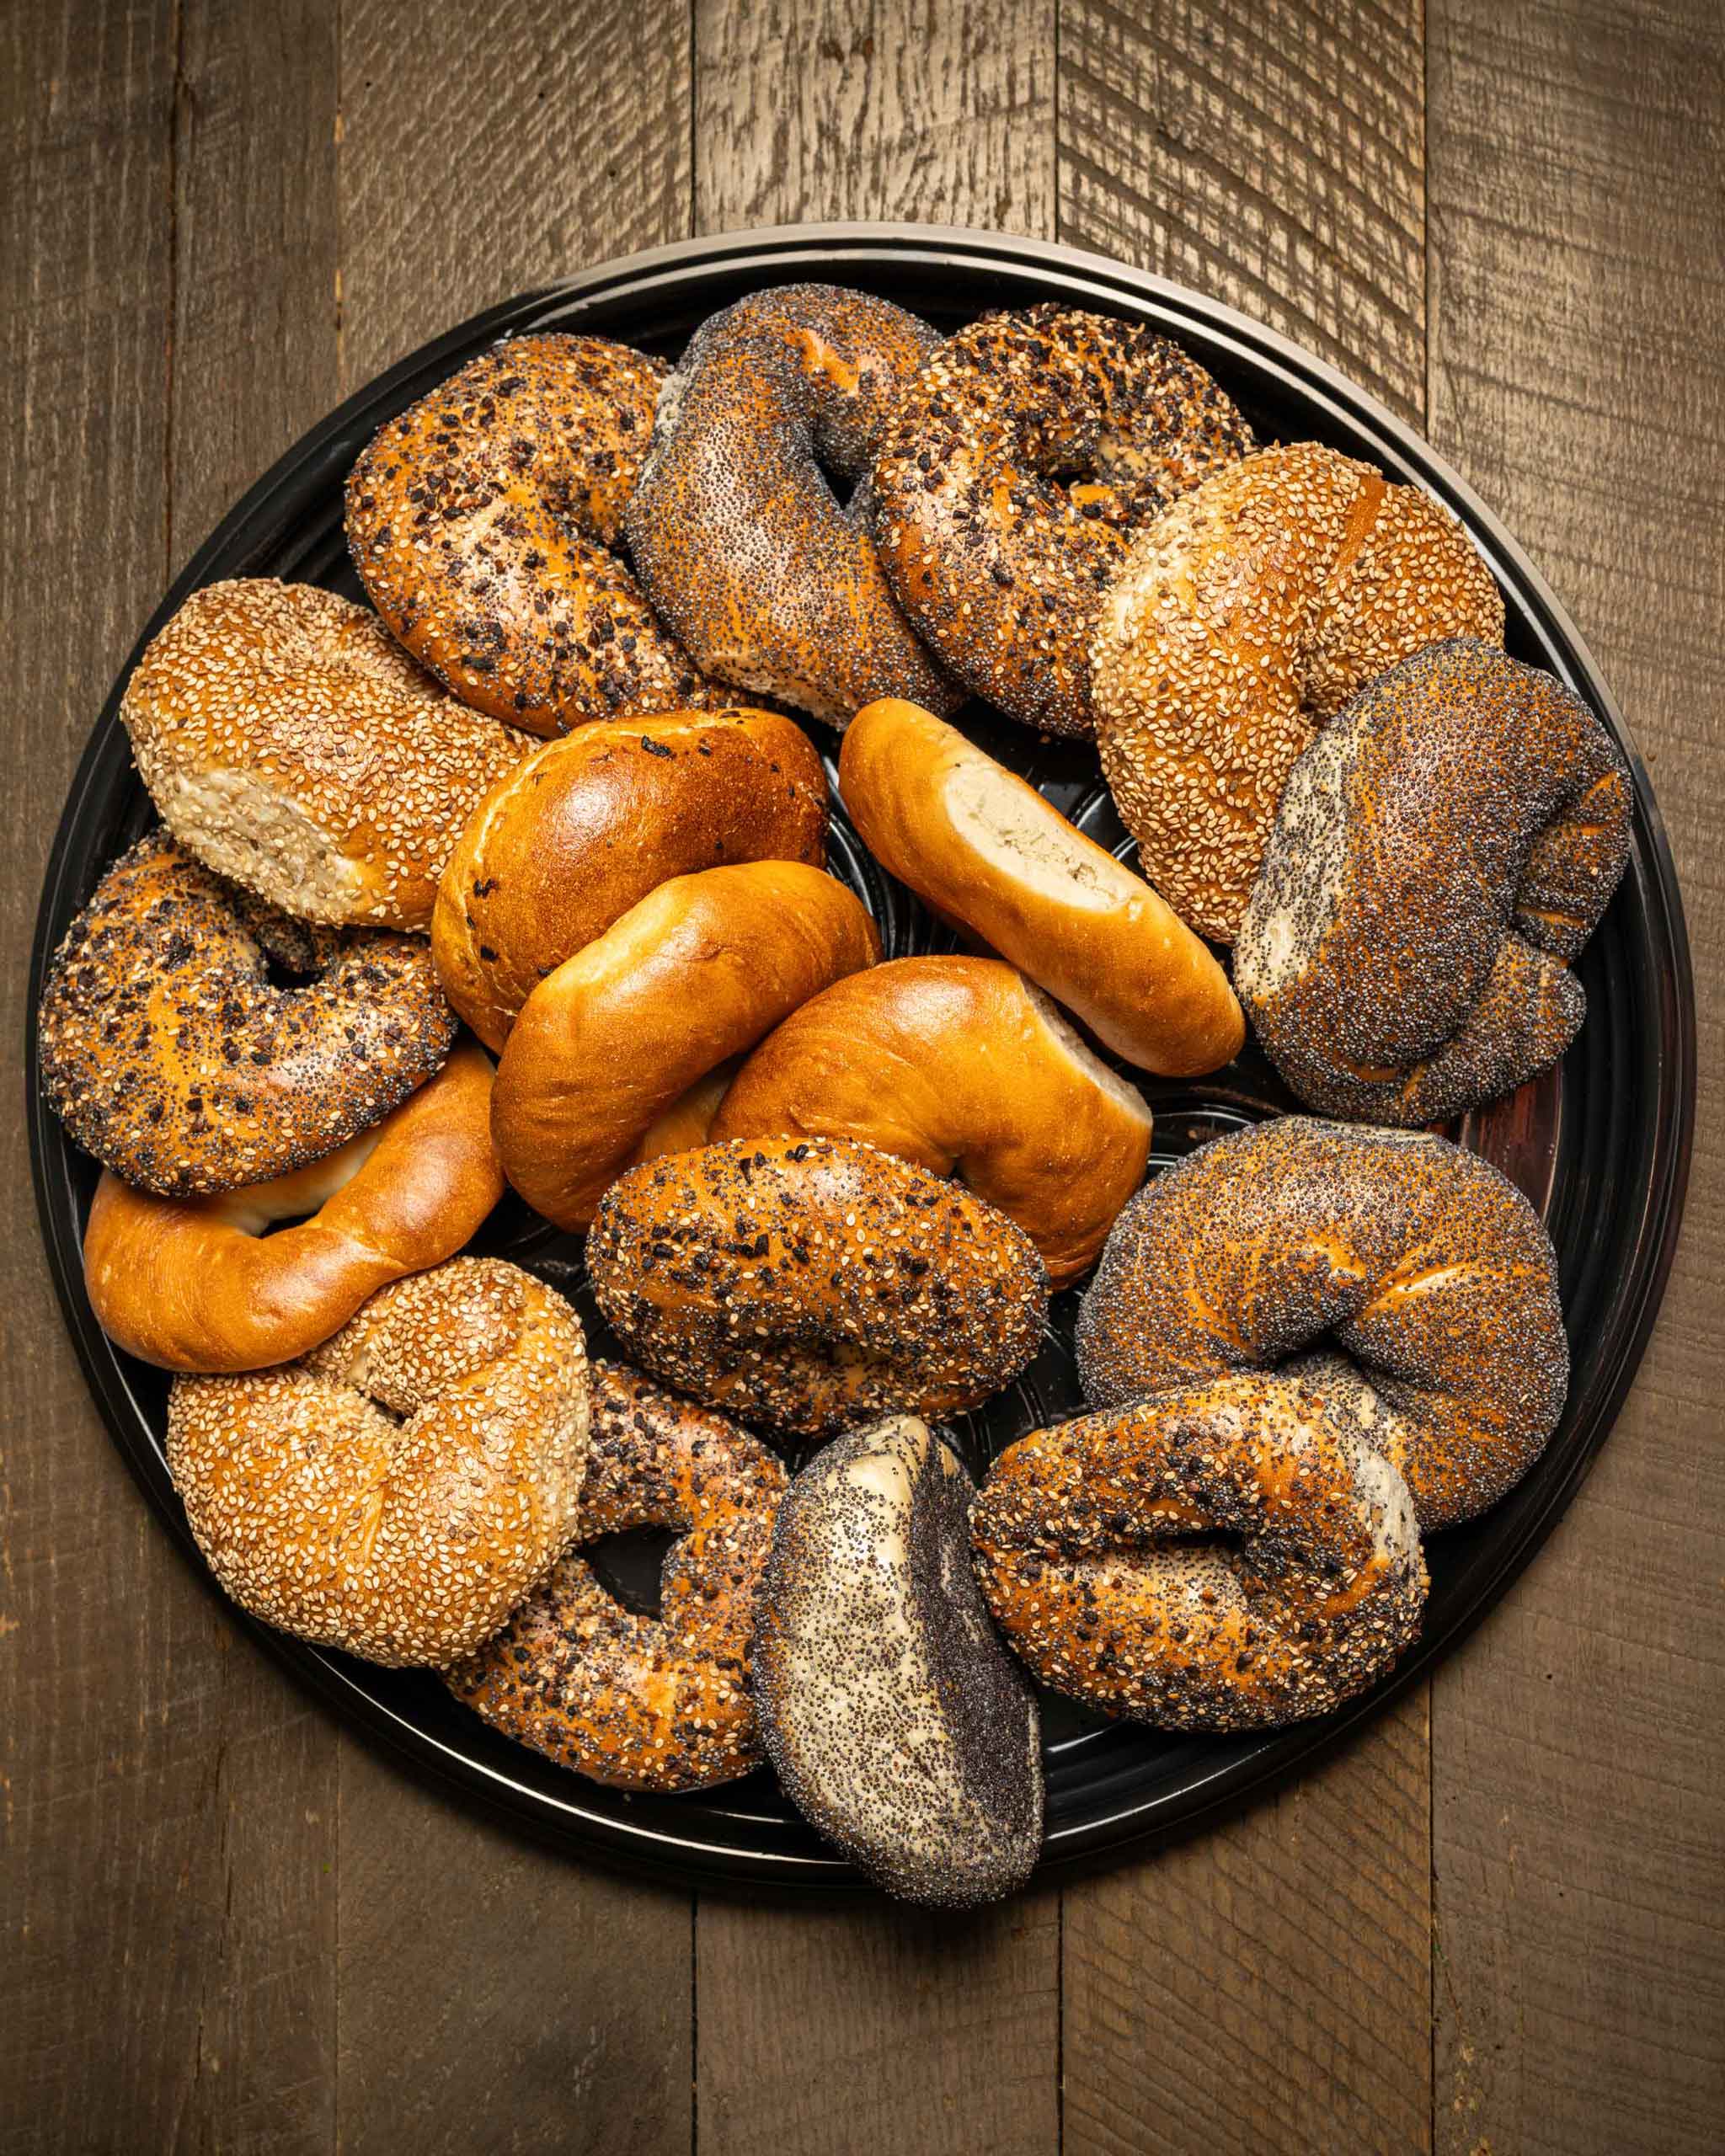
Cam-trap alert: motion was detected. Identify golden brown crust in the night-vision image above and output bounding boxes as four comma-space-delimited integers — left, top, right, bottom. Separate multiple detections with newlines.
1092, 442, 1507, 941
347, 336, 721, 735
1076, 1118, 1569, 1530
586, 1137, 1049, 1437
712, 956, 1152, 1287
120, 579, 530, 930
166, 1258, 590, 1668
39, 831, 456, 1197
431, 707, 829, 1050
623, 285, 958, 725
972, 1372, 1427, 1731
1236, 639, 1633, 1123
491, 861, 881, 1230
83, 1042, 504, 1371
873, 306, 1254, 736
447, 1363, 786, 1791
838, 698, 1244, 1074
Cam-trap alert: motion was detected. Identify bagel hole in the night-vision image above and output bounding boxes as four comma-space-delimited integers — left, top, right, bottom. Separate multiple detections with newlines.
586, 1529, 678, 1618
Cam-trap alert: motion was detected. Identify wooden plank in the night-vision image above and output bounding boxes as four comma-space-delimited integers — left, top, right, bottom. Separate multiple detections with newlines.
1055, 6, 1436, 2151
687, 11, 1064, 2152
694, 0, 1055, 234
332, 8, 698, 2151
1425, 3, 1725, 2149
2, 3, 339, 2151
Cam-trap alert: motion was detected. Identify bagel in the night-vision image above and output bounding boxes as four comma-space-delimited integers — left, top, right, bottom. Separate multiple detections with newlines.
756, 1417, 1043, 1906
120, 579, 529, 930
586, 1138, 1049, 1437
447, 1363, 786, 1792
431, 707, 829, 1051
971, 1372, 1428, 1731
1091, 442, 1507, 940
623, 285, 958, 725
1236, 639, 1633, 1123
711, 956, 1152, 1288
346, 335, 719, 734
165, 1257, 589, 1668
38, 832, 455, 1197
839, 697, 1243, 1074
83, 1042, 503, 1372
491, 862, 880, 1230
1076, 1118, 1568, 1531
873, 305, 1255, 736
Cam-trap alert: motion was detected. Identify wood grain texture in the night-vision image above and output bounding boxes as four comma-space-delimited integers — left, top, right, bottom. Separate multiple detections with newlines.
694, 0, 1055, 233
1426, 3, 1725, 2149
1058, 0, 1426, 421
1055, 7, 1435, 2150
333, 7, 697, 2150
687, 14, 1063, 2153
339, 0, 695, 386
2, 5, 339, 2152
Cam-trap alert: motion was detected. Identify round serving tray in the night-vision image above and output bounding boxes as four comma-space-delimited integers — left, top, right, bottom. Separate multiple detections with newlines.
27, 224, 1696, 1892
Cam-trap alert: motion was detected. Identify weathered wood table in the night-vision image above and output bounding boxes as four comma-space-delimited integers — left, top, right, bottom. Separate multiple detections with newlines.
3, 3, 1720, 2150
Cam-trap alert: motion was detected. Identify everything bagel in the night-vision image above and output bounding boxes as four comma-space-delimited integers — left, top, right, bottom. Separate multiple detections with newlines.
490, 862, 881, 1229
1076, 1118, 1569, 1531
83, 1042, 503, 1372
711, 956, 1153, 1287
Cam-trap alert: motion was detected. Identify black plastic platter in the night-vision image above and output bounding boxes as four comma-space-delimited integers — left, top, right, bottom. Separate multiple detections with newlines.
27, 224, 1696, 1894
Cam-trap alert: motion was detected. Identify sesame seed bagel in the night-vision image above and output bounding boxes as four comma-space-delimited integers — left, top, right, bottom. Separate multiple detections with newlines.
447, 1363, 786, 1792
346, 335, 720, 735
431, 706, 829, 1051
39, 832, 456, 1198
491, 861, 881, 1230
971, 1372, 1428, 1732
586, 1138, 1050, 1438
874, 306, 1255, 737
83, 1041, 503, 1372
623, 285, 959, 725
1236, 639, 1633, 1124
711, 956, 1153, 1288
1092, 442, 1507, 941
1076, 1118, 1569, 1532
756, 1416, 1043, 1906
166, 1257, 590, 1668
120, 579, 529, 931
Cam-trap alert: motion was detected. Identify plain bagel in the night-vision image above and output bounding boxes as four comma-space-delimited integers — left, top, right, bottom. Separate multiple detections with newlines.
712, 955, 1153, 1287
839, 697, 1243, 1075
491, 862, 881, 1229
83, 1041, 504, 1372
432, 707, 829, 1051
1091, 442, 1507, 941
120, 579, 529, 931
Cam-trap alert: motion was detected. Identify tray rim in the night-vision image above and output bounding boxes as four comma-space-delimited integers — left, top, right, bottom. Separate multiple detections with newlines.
24, 220, 1697, 1896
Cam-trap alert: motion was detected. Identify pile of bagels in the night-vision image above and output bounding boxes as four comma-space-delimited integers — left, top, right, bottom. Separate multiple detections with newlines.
39, 282, 1633, 1908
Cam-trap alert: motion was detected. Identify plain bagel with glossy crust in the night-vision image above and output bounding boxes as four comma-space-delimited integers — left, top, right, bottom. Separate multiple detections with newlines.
166, 1257, 590, 1668
38, 831, 455, 1198
83, 1042, 503, 1372
1236, 639, 1633, 1124
624, 285, 959, 725
712, 956, 1153, 1287
347, 335, 719, 734
873, 305, 1255, 736
587, 1137, 1049, 1437
1092, 441, 1507, 941
120, 579, 529, 931
972, 1372, 1428, 1731
1076, 1118, 1569, 1531
839, 698, 1243, 1075
447, 1363, 786, 1792
432, 707, 829, 1050
491, 862, 881, 1229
